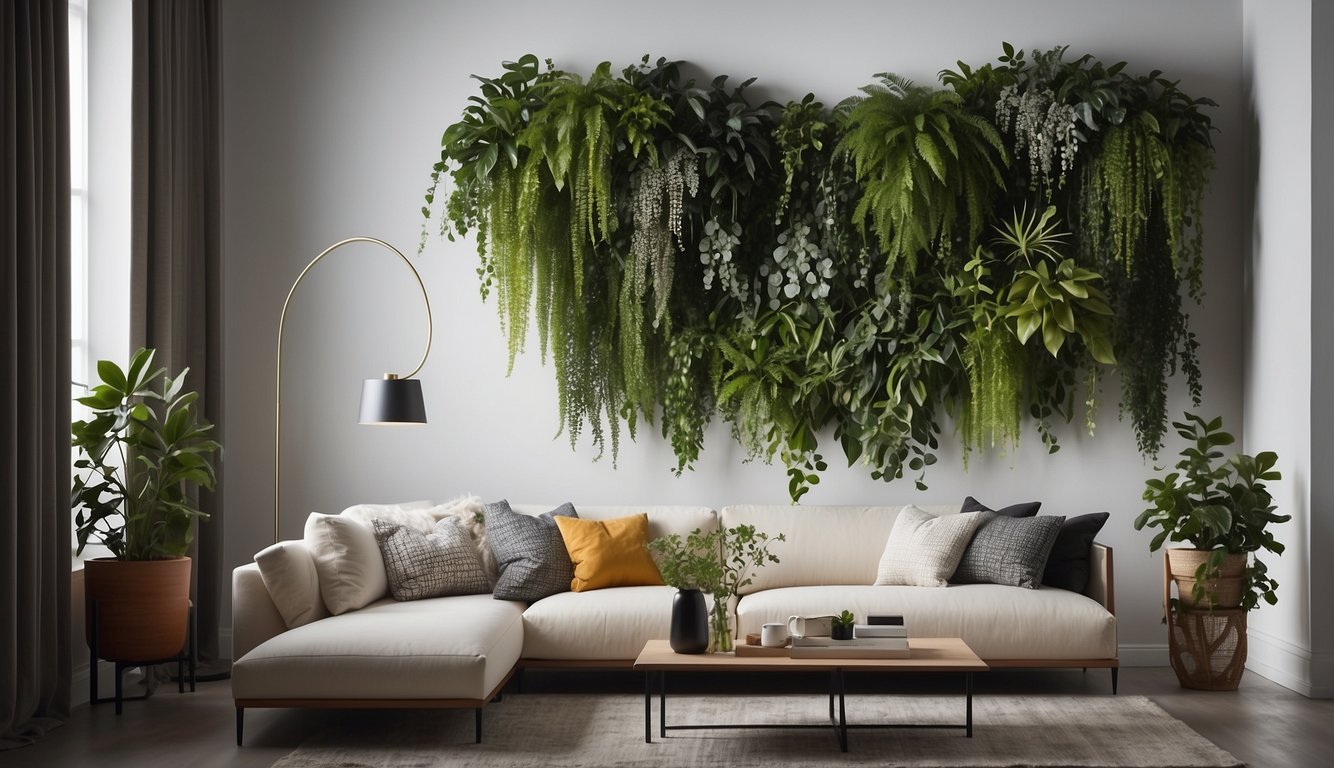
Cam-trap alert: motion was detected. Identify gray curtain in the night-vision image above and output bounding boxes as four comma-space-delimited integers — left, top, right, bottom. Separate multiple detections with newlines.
1, 0, 73, 750
129, 0, 224, 675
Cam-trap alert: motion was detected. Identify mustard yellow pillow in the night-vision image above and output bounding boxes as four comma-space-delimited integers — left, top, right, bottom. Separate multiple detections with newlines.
554, 513, 664, 592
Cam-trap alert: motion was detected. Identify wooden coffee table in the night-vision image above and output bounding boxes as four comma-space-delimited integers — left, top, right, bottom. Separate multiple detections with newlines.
632, 638, 988, 752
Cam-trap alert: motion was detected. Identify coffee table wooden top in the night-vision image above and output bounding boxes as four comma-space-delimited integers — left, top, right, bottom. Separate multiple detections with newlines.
633, 638, 988, 673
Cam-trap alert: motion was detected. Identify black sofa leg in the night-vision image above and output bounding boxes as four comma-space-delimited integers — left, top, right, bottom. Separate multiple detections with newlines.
236, 708, 244, 746
1111, 668, 1119, 695
474, 707, 482, 743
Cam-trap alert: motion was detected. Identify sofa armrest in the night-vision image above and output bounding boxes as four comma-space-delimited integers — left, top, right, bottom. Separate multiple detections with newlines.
232, 563, 288, 661
1085, 542, 1115, 615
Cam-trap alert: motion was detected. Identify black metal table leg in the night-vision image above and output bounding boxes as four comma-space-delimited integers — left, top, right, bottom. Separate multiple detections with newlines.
837, 668, 848, 753
659, 671, 666, 739
643, 672, 651, 743
965, 671, 973, 738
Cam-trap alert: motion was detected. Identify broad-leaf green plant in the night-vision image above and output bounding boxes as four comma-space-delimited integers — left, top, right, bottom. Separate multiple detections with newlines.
72, 348, 220, 561
1134, 413, 1288, 610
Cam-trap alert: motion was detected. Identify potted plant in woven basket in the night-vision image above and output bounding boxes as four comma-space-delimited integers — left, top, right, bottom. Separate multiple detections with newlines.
1133, 412, 1288, 689
72, 348, 220, 663
648, 525, 785, 653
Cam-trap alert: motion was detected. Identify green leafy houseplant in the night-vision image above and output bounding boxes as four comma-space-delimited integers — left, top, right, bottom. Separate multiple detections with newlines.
72, 348, 220, 560
648, 525, 785, 652
1134, 413, 1288, 611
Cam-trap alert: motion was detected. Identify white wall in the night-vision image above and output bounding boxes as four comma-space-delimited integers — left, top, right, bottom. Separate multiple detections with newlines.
1241, 0, 1331, 697
220, 0, 1247, 663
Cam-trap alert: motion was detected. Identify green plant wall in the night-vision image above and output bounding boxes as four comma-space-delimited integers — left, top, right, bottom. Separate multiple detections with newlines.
422, 46, 1215, 502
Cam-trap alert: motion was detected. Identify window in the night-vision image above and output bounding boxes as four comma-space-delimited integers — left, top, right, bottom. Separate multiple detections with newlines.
70, 0, 87, 391
70, 0, 132, 562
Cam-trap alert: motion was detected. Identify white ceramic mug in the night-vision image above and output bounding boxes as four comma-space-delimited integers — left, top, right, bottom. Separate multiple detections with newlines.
760, 622, 789, 648
786, 615, 834, 639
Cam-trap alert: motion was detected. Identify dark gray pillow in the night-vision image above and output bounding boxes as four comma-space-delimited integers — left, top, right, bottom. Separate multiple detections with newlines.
485, 500, 578, 602
961, 495, 1041, 518
1042, 512, 1110, 593
951, 512, 1065, 589
373, 517, 491, 601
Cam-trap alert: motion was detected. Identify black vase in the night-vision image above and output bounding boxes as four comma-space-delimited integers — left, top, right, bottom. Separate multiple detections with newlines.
670, 588, 709, 654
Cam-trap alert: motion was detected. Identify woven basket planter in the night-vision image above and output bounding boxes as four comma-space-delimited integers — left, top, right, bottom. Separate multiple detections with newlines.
1168, 607, 1247, 690
1166, 548, 1246, 609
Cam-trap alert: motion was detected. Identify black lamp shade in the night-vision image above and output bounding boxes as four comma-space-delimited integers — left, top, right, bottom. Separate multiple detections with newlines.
359, 378, 427, 424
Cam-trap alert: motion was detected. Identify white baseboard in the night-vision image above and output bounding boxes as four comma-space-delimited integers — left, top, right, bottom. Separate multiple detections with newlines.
1246, 627, 1334, 698
1117, 643, 1169, 667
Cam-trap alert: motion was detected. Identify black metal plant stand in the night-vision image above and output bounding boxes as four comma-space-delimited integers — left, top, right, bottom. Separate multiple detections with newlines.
89, 599, 197, 714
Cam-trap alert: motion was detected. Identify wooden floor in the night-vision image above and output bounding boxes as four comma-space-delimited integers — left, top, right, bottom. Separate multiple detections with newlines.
3, 666, 1331, 767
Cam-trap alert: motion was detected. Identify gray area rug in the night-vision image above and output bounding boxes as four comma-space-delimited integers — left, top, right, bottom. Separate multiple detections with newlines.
271, 694, 1242, 768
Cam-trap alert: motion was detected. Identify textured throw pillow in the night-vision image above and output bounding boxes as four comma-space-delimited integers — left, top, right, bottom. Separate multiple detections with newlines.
952, 512, 1066, 588
875, 506, 982, 587
427, 495, 498, 586
485, 500, 578, 602
961, 495, 1041, 518
373, 517, 491, 601
554, 513, 664, 592
1042, 512, 1111, 593
253, 540, 329, 628
304, 513, 389, 615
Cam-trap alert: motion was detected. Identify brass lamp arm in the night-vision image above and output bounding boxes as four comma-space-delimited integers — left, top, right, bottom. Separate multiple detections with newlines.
274, 236, 433, 542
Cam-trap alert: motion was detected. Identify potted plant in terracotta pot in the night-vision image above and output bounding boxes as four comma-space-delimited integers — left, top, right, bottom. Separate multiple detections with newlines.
648, 524, 784, 653
72, 348, 219, 663
1133, 412, 1288, 689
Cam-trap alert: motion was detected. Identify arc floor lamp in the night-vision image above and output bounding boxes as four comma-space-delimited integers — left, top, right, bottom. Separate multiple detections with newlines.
274, 236, 433, 542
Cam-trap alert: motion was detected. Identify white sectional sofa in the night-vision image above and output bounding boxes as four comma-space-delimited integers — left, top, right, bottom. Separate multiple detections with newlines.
231, 503, 1116, 744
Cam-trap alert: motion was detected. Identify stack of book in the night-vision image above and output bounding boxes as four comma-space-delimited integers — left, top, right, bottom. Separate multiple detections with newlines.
789, 618, 910, 659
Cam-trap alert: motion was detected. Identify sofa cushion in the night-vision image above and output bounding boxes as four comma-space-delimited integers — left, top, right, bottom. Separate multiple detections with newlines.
952, 512, 1065, 589
736, 584, 1116, 660
875, 507, 982, 587
232, 594, 524, 700
554, 513, 663, 592
1043, 512, 1111, 593
521, 585, 678, 660
719, 505, 959, 594
961, 495, 1041, 518
253, 540, 328, 629
304, 513, 388, 615
486, 500, 578, 602
373, 517, 490, 601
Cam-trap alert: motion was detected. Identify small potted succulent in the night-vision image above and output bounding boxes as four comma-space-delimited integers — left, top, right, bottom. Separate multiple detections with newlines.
831, 610, 856, 640
648, 524, 785, 653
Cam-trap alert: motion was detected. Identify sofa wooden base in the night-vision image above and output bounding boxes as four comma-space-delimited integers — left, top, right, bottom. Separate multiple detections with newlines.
234, 667, 515, 746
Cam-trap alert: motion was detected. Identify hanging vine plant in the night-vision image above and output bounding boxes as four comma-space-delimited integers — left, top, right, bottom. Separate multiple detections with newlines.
422, 47, 1216, 500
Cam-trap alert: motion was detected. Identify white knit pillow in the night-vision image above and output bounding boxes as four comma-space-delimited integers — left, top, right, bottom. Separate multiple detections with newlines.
254, 539, 329, 628
875, 506, 982, 587
304, 513, 389, 614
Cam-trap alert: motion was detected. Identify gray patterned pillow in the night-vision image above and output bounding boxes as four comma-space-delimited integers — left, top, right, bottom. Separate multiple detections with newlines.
484, 500, 578, 602
373, 517, 491, 601
875, 506, 982, 587
952, 512, 1066, 589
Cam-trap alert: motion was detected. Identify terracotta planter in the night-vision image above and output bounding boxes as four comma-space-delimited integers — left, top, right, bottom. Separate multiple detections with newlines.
1166, 548, 1246, 609
84, 556, 192, 662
